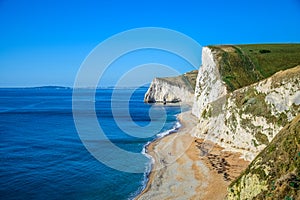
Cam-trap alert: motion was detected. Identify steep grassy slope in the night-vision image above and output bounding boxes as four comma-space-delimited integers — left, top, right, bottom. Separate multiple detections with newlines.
227, 114, 300, 200
209, 44, 300, 92
182, 70, 198, 90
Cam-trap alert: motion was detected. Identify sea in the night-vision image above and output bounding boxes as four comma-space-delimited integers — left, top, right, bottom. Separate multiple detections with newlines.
0, 87, 185, 200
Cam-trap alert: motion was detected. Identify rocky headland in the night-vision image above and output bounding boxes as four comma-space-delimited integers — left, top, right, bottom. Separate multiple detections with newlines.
138, 44, 300, 200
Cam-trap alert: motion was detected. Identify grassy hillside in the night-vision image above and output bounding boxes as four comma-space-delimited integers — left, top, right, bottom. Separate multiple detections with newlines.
158, 70, 198, 91
209, 44, 300, 92
182, 70, 198, 90
227, 114, 300, 200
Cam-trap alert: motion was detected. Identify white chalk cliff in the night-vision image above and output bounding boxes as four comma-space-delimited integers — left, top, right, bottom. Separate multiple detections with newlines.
146, 46, 300, 161
144, 45, 300, 200
192, 47, 300, 161
192, 47, 227, 118
144, 71, 197, 104
194, 66, 300, 160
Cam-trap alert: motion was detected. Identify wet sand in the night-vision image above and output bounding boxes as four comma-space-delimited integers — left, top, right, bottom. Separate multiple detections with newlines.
136, 111, 249, 200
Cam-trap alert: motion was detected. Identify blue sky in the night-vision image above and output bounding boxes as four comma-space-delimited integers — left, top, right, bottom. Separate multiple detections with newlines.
1, 0, 300, 87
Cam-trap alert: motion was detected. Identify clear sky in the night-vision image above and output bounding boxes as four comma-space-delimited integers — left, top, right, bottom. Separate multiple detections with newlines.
1, 0, 300, 87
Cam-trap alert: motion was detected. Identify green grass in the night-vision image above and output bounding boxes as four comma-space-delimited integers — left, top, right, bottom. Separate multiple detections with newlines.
182, 70, 198, 90
156, 70, 198, 93
208, 44, 300, 92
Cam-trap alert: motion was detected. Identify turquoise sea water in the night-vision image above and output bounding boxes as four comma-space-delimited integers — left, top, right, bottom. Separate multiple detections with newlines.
0, 87, 183, 199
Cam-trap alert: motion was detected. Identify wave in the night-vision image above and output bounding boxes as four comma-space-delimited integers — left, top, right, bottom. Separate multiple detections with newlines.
156, 121, 181, 138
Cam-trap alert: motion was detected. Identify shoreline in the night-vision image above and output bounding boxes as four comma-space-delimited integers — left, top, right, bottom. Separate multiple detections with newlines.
138, 115, 183, 197
135, 111, 249, 200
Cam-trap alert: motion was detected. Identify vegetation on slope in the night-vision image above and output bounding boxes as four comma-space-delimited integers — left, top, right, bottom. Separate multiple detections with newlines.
158, 70, 198, 91
182, 70, 198, 90
209, 44, 300, 92
227, 114, 300, 200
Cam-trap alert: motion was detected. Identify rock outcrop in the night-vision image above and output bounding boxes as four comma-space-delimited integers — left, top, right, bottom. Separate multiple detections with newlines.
144, 70, 197, 104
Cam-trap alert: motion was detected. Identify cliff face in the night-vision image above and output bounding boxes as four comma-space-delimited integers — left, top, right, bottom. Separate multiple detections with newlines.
192, 45, 300, 198
144, 44, 300, 199
192, 47, 227, 118
193, 64, 300, 160
227, 114, 300, 200
145, 46, 299, 160
144, 70, 197, 104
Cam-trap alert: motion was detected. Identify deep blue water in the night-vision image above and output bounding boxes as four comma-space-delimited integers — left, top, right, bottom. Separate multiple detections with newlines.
0, 87, 183, 200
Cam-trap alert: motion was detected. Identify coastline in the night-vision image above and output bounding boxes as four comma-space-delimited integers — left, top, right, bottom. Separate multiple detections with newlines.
136, 111, 249, 200
137, 113, 183, 197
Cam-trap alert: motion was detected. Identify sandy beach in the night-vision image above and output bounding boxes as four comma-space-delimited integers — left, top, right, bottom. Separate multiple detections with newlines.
136, 111, 249, 200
